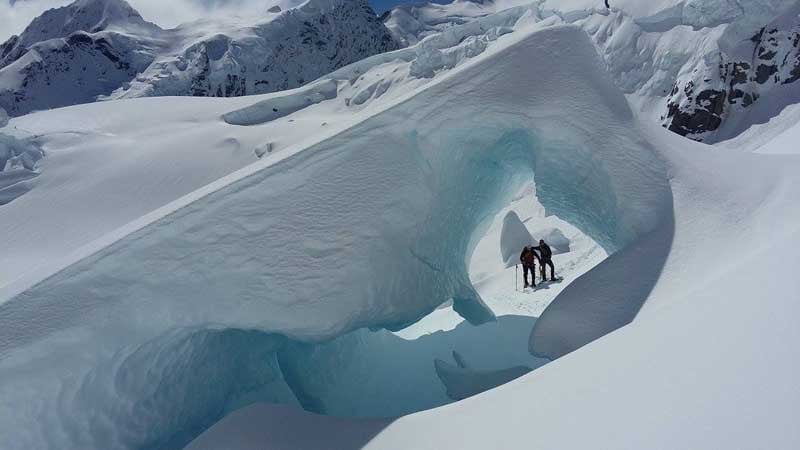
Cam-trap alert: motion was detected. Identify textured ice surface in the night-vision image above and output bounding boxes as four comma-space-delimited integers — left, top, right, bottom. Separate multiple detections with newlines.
0, 25, 672, 448
0, 130, 42, 204
188, 94, 800, 450
278, 313, 546, 418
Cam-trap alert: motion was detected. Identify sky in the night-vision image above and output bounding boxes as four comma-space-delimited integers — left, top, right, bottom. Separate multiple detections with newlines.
0, 0, 447, 42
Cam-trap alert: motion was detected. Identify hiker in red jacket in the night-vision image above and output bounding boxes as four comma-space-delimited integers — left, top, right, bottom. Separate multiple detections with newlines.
519, 246, 541, 288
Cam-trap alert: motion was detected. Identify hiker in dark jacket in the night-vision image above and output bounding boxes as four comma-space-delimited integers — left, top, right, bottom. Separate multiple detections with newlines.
536, 239, 556, 282
520, 245, 541, 288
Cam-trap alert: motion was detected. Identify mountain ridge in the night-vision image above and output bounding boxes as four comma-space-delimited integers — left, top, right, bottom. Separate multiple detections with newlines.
0, 0, 399, 116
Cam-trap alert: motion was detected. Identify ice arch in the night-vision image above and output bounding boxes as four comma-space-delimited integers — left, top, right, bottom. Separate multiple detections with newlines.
0, 120, 669, 348
0, 26, 674, 448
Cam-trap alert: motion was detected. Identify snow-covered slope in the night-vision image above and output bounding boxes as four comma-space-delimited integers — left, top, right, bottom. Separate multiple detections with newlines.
0, 1, 799, 450
0, 0, 163, 116
110, 0, 398, 100
0, 0, 398, 116
0, 0, 157, 63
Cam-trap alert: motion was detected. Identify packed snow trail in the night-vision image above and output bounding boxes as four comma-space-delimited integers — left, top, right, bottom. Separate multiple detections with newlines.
0, 24, 675, 448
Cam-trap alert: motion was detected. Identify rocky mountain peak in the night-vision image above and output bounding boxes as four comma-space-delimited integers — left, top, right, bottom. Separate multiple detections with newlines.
0, 0, 158, 69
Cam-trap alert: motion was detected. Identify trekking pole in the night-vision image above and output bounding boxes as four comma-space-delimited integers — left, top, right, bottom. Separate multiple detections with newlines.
515, 264, 518, 292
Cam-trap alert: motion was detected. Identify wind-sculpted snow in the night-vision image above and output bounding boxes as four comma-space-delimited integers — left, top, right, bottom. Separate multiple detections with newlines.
222, 80, 339, 126
0, 25, 673, 448
186, 404, 393, 450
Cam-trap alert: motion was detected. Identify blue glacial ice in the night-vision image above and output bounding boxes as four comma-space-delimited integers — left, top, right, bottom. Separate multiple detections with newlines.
0, 26, 675, 448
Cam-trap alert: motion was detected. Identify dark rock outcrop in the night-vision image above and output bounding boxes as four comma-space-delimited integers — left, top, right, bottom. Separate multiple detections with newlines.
0, 0, 399, 116
662, 22, 800, 141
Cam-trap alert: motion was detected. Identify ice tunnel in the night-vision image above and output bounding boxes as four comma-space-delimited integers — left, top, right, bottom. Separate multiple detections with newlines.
0, 26, 674, 449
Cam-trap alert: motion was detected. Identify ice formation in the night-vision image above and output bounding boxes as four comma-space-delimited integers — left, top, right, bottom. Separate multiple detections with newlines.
1, 1, 799, 449
500, 212, 571, 266
0, 23, 675, 448
499, 211, 535, 265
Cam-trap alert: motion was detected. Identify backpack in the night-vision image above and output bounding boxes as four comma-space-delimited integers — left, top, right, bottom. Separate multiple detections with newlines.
522, 248, 536, 265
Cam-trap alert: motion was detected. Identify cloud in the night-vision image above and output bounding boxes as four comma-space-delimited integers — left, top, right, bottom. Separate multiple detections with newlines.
0, 0, 305, 42
1, 0, 71, 42
126, 0, 278, 29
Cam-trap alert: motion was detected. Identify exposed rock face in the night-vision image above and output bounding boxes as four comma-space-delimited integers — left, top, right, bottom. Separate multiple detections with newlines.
383, 0, 800, 143
0, 0, 158, 70
0, 0, 399, 116
0, 31, 159, 116
663, 21, 800, 140
121, 0, 398, 100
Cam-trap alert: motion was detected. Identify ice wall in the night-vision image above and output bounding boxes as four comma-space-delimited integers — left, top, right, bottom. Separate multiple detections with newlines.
0, 130, 43, 204
500, 211, 535, 265
0, 26, 673, 448
278, 314, 546, 418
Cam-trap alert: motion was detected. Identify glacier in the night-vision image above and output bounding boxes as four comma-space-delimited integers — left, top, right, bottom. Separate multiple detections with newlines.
0, 1, 798, 449
0, 23, 676, 448
187, 14, 800, 450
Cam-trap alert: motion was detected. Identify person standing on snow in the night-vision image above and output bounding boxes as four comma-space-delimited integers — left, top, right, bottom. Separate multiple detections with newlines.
520, 245, 541, 289
536, 239, 557, 282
